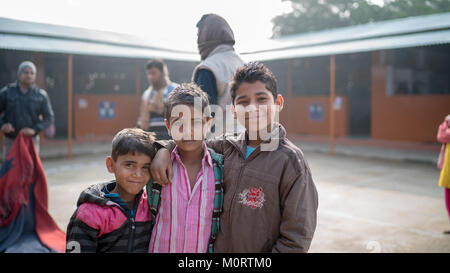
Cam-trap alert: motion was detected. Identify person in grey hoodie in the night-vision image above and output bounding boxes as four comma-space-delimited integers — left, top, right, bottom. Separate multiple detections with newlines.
193, 14, 245, 137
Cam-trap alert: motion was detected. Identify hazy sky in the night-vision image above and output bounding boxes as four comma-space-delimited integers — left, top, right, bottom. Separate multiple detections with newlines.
0, 0, 294, 52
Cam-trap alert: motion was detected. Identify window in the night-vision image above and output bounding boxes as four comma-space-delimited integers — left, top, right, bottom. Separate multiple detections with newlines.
291, 56, 330, 96
264, 60, 287, 95
74, 56, 136, 94
382, 45, 450, 96
0, 50, 34, 88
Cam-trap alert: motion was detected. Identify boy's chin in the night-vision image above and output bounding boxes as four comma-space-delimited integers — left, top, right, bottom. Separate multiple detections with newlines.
175, 139, 204, 151
244, 123, 272, 135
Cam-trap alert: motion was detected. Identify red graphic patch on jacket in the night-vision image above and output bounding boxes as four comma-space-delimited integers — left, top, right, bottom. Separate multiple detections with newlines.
238, 187, 265, 209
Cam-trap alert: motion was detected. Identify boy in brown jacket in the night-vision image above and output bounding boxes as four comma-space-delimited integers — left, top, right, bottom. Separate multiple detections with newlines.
151, 62, 318, 253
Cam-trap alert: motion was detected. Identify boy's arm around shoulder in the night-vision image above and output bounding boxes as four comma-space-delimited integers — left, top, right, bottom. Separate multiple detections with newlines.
65, 203, 100, 253
155, 136, 226, 154
151, 138, 226, 185
272, 153, 318, 253
204, 135, 227, 154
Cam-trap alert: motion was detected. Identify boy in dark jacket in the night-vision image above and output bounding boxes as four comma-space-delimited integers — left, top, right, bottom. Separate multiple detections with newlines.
65, 128, 156, 253
151, 62, 319, 253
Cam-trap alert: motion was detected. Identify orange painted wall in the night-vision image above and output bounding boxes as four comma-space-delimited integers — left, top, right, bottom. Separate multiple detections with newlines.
280, 95, 348, 137
74, 94, 140, 138
371, 52, 450, 142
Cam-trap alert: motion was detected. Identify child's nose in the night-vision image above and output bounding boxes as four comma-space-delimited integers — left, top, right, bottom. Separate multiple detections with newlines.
246, 104, 257, 111
134, 168, 145, 178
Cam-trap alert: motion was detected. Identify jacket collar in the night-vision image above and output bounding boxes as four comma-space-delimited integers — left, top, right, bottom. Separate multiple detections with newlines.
14, 80, 38, 94
226, 122, 287, 158
208, 44, 234, 58
77, 180, 144, 209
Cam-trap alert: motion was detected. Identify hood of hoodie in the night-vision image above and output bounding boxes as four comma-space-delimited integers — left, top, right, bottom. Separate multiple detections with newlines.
76, 181, 115, 208
77, 181, 145, 210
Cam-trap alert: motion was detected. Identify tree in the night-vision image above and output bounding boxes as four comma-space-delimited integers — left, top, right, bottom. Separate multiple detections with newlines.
272, 0, 450, 38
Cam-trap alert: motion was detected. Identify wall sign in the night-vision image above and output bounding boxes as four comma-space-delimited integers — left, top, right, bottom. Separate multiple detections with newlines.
309, 103, 324, 121
98, 101, 115, 120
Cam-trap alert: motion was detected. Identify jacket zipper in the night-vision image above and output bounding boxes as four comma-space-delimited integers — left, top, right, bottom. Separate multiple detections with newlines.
228, 160, 246, 219
127, 196, 140, 253
113, 204, 135, 253
127, 216, 136, 253
227, 141, 261, 219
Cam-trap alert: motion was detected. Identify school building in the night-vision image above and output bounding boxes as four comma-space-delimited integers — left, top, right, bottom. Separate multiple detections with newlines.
1, 12, 449, 152
242, 12, 450, 143
0, 17, 198, 143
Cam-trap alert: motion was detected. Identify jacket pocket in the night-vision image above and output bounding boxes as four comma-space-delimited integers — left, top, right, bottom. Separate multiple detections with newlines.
27, 97, 43, 113
233, 167, 279, 211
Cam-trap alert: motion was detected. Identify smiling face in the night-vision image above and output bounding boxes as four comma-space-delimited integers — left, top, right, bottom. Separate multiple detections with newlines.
165, 105, 212, 153
106, 152, 152, 200
232, 81, 284, 137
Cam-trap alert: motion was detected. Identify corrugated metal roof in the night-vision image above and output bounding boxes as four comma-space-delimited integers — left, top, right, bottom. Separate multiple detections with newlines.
242, 12, 450, 61
246, 29, 450, 61
1, 13, 450, 61
0, 17, 198, 61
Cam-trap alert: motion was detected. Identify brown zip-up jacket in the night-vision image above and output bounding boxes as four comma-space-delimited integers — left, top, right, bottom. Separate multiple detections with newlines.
160, 123, 318, 253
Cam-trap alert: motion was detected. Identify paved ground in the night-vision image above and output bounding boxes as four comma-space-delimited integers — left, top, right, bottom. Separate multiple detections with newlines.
42, 142, 450, 253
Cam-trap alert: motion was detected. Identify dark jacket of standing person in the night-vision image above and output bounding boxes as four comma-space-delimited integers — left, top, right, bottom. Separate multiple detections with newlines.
0, 81, 54, 139
193, 14, 244, 107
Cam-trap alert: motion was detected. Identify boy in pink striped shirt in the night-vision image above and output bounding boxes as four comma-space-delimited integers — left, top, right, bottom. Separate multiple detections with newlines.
148, 83, 224, 253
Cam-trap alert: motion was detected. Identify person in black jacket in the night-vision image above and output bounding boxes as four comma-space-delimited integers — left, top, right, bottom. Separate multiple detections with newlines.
0, 61, 54, 161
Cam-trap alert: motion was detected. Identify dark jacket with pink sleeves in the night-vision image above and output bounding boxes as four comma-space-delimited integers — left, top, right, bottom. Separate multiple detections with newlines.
65, 181, 152, 253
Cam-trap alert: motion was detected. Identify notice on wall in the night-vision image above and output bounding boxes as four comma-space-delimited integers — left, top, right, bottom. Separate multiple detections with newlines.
333, 96, 342, 110
98, 101, 115, 120
309, 103, 324, 121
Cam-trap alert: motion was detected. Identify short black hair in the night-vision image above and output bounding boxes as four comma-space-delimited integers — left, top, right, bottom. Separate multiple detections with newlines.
146, 59, 166, 72
164, 82, 211, 121
230, 62, 278, 104
111, 128, 156, 161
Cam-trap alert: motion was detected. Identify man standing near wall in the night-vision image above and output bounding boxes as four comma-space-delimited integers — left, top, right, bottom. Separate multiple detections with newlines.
0, 61, 54, 161
138, 59, 177, 140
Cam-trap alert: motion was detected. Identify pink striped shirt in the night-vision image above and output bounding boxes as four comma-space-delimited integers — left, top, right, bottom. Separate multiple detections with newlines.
149, 143, 216, 253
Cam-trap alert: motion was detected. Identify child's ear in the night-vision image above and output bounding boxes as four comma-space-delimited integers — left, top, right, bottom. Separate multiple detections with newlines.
203, 116, 213, 134
275, 95, 284, 112
164, 119, 171, 136
230, 104, 237, 119
106, 156, 115, 174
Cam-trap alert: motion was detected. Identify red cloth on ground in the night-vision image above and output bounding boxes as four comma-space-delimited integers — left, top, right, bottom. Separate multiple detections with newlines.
0, 133, 66, 252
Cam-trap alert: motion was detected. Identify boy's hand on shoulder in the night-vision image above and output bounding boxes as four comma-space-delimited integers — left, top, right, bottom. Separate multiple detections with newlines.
150, 148, 173, 186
